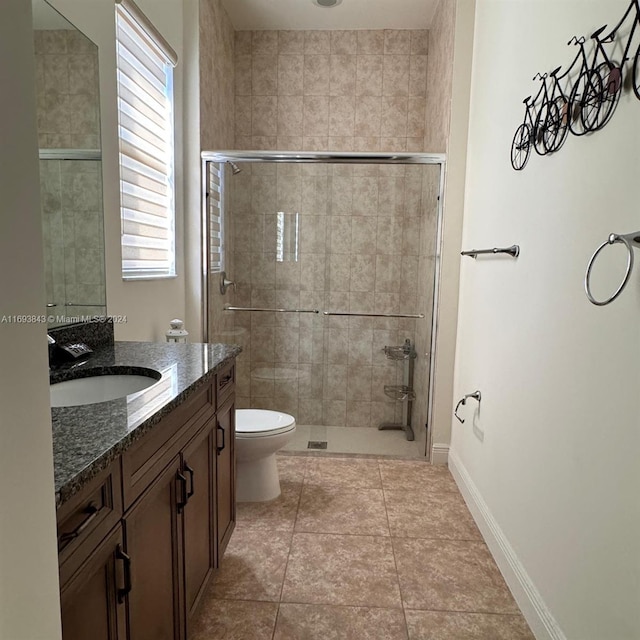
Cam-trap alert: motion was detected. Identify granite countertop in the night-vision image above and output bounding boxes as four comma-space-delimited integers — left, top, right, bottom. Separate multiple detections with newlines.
51, 341, 241, 508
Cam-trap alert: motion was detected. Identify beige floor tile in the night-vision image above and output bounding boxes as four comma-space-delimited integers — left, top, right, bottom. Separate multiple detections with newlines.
379, 460, 458, 492
282, 533, 402, 608
305, 457, 382, 488
393, 538, 520, 614
277, 454, 309, 483
236, 480, 302, 532
384, 490, 482, 540
274, 603, 408, 639
190, 599, 278, 640
295, 485, 389, 535
209, 529, 291, 602
405, 610, 535, 640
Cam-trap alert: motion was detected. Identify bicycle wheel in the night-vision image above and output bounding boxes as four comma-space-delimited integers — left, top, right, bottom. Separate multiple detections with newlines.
633, 44, 640, 100
568, 71, 592, 136
510, 123, 531, 171
582, 62, 621, 131
578, 69, 604, 131
535, 99, 563, 153
549, 96, 570, 152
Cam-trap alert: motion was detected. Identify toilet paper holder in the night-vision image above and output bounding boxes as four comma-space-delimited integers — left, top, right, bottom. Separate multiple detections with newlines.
454, 390, 482, 424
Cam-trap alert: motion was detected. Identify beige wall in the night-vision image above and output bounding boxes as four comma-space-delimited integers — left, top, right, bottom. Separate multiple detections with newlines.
425, 0, 475, 460
452, 0, 639, 636
200, 0, 237, 345
50, 0, 187, 342
0, 1, 61, 637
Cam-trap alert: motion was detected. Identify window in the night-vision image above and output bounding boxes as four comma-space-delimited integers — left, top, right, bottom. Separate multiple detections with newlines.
206, 162, 224, 274
115, 0, 177, 279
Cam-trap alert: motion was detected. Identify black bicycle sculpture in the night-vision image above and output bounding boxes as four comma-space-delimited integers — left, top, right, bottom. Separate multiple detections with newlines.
511, 0, 640, 171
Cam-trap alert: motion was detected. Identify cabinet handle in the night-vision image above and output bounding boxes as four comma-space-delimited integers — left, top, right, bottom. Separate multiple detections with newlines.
176, 471, 188, 511
184, 462, 195, 500
216, 425, 225, 454
218, 372, 233, 389
58, 503, 99, 550
116, 544, 132, 604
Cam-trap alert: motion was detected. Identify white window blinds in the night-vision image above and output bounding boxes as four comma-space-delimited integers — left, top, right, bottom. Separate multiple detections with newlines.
116, 0, 177, 279
206, 162, 224, 274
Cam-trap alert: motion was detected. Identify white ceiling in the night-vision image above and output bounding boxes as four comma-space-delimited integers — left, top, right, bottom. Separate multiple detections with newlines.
220, 0, 439, 31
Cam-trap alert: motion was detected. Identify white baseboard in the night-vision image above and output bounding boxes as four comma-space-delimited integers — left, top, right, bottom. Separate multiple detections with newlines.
448, 449, 566, 640
431, 442, 450, 465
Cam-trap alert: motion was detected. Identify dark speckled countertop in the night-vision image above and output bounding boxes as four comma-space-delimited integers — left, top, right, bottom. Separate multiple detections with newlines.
51, 341, 241, 508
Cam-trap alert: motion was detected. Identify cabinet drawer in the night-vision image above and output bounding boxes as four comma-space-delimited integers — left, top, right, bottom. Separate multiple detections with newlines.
122, 381, 215, 508
216, 362, 235, 407
57, 463, 123, 587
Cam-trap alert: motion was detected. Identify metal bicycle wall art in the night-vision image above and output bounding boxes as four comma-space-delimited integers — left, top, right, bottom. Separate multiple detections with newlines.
511, 0, 640, 171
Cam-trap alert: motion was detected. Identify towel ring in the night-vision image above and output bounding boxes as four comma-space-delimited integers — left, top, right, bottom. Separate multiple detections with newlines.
585, 233, 640, 306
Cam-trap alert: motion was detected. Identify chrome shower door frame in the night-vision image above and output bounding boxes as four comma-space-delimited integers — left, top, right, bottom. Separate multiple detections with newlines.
201, 150, 446, 461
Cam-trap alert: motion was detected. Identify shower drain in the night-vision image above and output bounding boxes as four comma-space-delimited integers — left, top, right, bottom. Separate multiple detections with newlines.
307, 441, 327, 449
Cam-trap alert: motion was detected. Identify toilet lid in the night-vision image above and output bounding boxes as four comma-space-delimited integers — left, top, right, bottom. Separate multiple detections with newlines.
236, 409, 296, 437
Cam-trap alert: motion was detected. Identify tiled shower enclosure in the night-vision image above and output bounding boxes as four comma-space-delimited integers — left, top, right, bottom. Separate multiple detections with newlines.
208, 156, 441, 456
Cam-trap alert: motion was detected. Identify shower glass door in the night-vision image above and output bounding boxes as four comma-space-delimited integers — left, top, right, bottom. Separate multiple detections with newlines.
214, 156, 441, 458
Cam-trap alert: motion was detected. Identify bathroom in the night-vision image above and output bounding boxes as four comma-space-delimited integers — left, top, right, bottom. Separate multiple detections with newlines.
2, 0, 639, 639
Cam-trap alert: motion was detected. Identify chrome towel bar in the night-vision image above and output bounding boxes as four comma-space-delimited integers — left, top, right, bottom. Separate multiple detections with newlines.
323, 311, 425, 319
224, 306, 319, 313
461, 245, 520, 259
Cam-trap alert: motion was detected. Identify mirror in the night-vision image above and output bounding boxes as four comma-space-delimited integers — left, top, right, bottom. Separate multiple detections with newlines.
33, 0, 106, 327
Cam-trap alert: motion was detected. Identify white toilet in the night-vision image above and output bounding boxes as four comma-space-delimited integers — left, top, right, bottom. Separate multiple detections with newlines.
235, 409, 296, 502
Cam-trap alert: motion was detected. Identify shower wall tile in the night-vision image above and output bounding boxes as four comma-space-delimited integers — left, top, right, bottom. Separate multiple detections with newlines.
304, 30, 331, 54
328, 96, 355, 136
356, 56, 383, 96
278, 96, 303, 135
382, 56, 410, 96
233, 28, 436, 428
279, 30, 305, 54
279, 55, 304, 95
329, 55, 356, 96
357, 30, 385, 55
253, 30, 278, 55
235, 30, 252, 55
384, 30, 412, 55
323, 400, 347, 426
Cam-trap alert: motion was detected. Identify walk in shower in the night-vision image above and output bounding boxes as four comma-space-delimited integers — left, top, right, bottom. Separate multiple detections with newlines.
202, 151, 444, 459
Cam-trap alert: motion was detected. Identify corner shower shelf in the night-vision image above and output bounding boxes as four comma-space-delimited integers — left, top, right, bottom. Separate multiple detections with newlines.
378, 338, 417, 441
383, 345, 417, 361
384, 385, 416, 402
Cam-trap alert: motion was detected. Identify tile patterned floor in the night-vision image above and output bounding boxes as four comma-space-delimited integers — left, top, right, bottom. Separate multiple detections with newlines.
191, 455, 535, 640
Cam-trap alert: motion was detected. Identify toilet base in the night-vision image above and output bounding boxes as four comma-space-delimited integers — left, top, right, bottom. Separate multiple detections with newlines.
236, 453, 281, 502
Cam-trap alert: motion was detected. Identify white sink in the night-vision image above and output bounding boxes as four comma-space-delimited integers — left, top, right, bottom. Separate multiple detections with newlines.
51, 372, 160, 407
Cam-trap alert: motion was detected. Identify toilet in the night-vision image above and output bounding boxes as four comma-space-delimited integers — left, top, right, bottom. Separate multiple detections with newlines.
235, 409, 296, 502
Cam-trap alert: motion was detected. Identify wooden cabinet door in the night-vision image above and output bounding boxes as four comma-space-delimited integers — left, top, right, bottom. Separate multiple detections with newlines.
182, 421, 216, 622
61, 526, 127, 640
124, 455, 184, 640
216, 395, 236, 557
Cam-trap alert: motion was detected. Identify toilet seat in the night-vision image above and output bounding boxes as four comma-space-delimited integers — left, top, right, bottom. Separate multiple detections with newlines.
236, 409, 296, 438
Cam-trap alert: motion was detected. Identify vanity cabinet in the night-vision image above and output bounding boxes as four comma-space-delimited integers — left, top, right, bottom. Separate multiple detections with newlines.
57, 367, 236, 640
60, 525, 127, 640
182, 419, 217, 621
124, 455, 183, 640
216, 395, 235, 555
